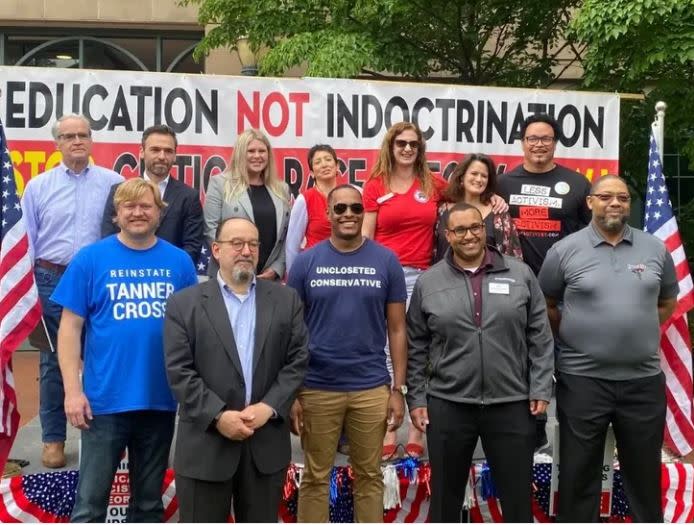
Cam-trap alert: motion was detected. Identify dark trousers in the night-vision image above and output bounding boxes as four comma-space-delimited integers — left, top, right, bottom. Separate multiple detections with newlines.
556, 372, 665, 523
72, 410, 175, 522
176, 441, 285, 523
427, 397, 535, 523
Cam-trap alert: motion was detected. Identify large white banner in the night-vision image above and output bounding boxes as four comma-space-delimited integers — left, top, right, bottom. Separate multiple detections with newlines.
0, 66, 620, 196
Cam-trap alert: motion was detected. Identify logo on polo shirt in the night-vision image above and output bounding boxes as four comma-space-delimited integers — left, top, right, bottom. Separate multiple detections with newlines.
627, 263, 646, 279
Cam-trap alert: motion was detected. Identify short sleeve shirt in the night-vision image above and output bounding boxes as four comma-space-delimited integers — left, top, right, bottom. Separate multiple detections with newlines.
51, 236, 198, 415
497, 164, 591, 274
287, 239, 407, 391
363, 176, 447, 269
538, 224, 678, 380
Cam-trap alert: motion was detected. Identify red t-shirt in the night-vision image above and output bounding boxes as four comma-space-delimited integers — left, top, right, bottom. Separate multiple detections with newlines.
363, 175, 447, 269
303, 187, 332, 249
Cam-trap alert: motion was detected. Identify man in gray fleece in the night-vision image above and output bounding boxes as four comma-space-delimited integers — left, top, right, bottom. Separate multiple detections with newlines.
406, 202, 554, 523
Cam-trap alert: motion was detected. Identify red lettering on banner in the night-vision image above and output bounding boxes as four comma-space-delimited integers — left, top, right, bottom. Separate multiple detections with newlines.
262, 92, 289, 136
514, 218, 561, 232
289, 92, 309, 136
238, 91, 261, 131
519, 206, 549, 219
237, 91, 310, 136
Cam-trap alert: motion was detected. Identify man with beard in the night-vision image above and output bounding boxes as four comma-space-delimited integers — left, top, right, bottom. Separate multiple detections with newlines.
538, 175, 678, 522
52, 178, 197, 521
102, 124, 203, 264
287, 184, 407, 522
407, 202, 554, 522
164, 217, 308, 522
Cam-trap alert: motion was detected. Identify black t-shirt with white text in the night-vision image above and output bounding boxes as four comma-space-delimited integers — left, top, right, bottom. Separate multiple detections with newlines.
497, 164, 591, 274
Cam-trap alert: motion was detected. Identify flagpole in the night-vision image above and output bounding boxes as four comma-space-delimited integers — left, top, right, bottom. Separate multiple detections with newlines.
652, 101, 667, 156
40, 316, 55, 353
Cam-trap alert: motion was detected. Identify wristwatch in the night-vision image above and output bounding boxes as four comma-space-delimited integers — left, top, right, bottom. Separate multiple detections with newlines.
392, 384, 408, 395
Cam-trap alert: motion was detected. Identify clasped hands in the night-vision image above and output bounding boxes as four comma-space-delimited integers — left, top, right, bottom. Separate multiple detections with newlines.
215, 402, 274, 441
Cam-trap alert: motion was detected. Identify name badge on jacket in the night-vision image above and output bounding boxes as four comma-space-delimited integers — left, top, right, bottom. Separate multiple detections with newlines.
489, 282, 510, 295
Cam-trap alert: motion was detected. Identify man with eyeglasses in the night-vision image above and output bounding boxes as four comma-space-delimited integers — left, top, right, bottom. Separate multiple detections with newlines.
497, 113, 592, 275
287, 184, 407, 522
497, 113, 592, 452
164, 217, 308, 522
407, 202, 554, 522
51, 178, 197, 521
538, 175, 678, 522
21, 113, 123, 468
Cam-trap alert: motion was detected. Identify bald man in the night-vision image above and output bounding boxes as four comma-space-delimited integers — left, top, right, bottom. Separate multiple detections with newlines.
164, 217, 309, 522
538, 175, 678, 522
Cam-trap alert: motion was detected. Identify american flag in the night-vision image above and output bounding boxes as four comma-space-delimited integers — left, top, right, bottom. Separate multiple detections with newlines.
469, 463, 694, 523
0, 469, 178, 522
0, 119, 42, 474
0, 462, 691, 523
196, 240, 211, 276
644, 130, 694, 457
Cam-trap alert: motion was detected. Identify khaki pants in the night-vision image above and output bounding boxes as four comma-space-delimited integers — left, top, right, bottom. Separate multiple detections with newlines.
297, 386, 390, 522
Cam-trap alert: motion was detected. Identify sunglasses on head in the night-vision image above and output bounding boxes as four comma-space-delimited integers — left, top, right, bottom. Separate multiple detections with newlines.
333, 203, 364, 215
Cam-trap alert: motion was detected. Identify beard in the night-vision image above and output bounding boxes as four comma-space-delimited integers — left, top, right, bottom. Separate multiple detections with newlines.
597, 213, 628, 232
231, 266, 254, 284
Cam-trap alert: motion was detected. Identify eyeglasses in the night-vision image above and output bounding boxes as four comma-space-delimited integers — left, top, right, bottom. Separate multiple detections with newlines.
524, 136, 555, 146
394, 139, 420, 150
58, 132, 91, 142
590, 193, 631, 203
333, 202, 364, 215
447, 223, 485, 238
216, 239, 261, 251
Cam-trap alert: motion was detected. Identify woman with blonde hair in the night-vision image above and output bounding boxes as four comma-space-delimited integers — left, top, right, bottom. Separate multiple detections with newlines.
204, 128, 291, 279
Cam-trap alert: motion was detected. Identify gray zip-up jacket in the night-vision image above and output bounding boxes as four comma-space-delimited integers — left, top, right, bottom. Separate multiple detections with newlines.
406, 247, 554, 409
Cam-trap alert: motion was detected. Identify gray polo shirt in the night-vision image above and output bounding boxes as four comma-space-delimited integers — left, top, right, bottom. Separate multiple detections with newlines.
538, 223, 679, 380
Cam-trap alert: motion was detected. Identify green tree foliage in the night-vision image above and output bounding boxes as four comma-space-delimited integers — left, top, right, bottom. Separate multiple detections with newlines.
184, 0, 582, 87
574, 0, 694, 257
573, 0, 694, 166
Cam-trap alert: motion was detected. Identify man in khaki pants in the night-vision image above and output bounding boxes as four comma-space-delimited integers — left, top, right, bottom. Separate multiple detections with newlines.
287, 185, 407, 522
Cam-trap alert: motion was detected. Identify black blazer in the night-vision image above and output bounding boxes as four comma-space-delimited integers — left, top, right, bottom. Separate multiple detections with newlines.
101, 176, 204, 263
163, 278, 309, 482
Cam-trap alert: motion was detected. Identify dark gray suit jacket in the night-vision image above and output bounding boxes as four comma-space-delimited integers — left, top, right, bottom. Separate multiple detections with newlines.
164, 278, 308, 482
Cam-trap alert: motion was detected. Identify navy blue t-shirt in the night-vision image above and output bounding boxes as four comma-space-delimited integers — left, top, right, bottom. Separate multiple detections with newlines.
287, 239, 406, 391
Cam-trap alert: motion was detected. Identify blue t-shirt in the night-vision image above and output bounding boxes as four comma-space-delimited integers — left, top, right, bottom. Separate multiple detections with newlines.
51, 235, 198, 415
287, 238, 406, 391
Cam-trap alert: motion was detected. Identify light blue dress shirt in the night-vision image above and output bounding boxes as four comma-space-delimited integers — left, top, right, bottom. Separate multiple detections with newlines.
216, 272, 257, 406
21, 163, 123, 265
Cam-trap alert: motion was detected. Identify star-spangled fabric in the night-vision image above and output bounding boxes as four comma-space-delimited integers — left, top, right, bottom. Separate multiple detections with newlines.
0, 118, 42, 475
196, 239, 211, 276
644, 130, 694, 457
0, 463, 691, 523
